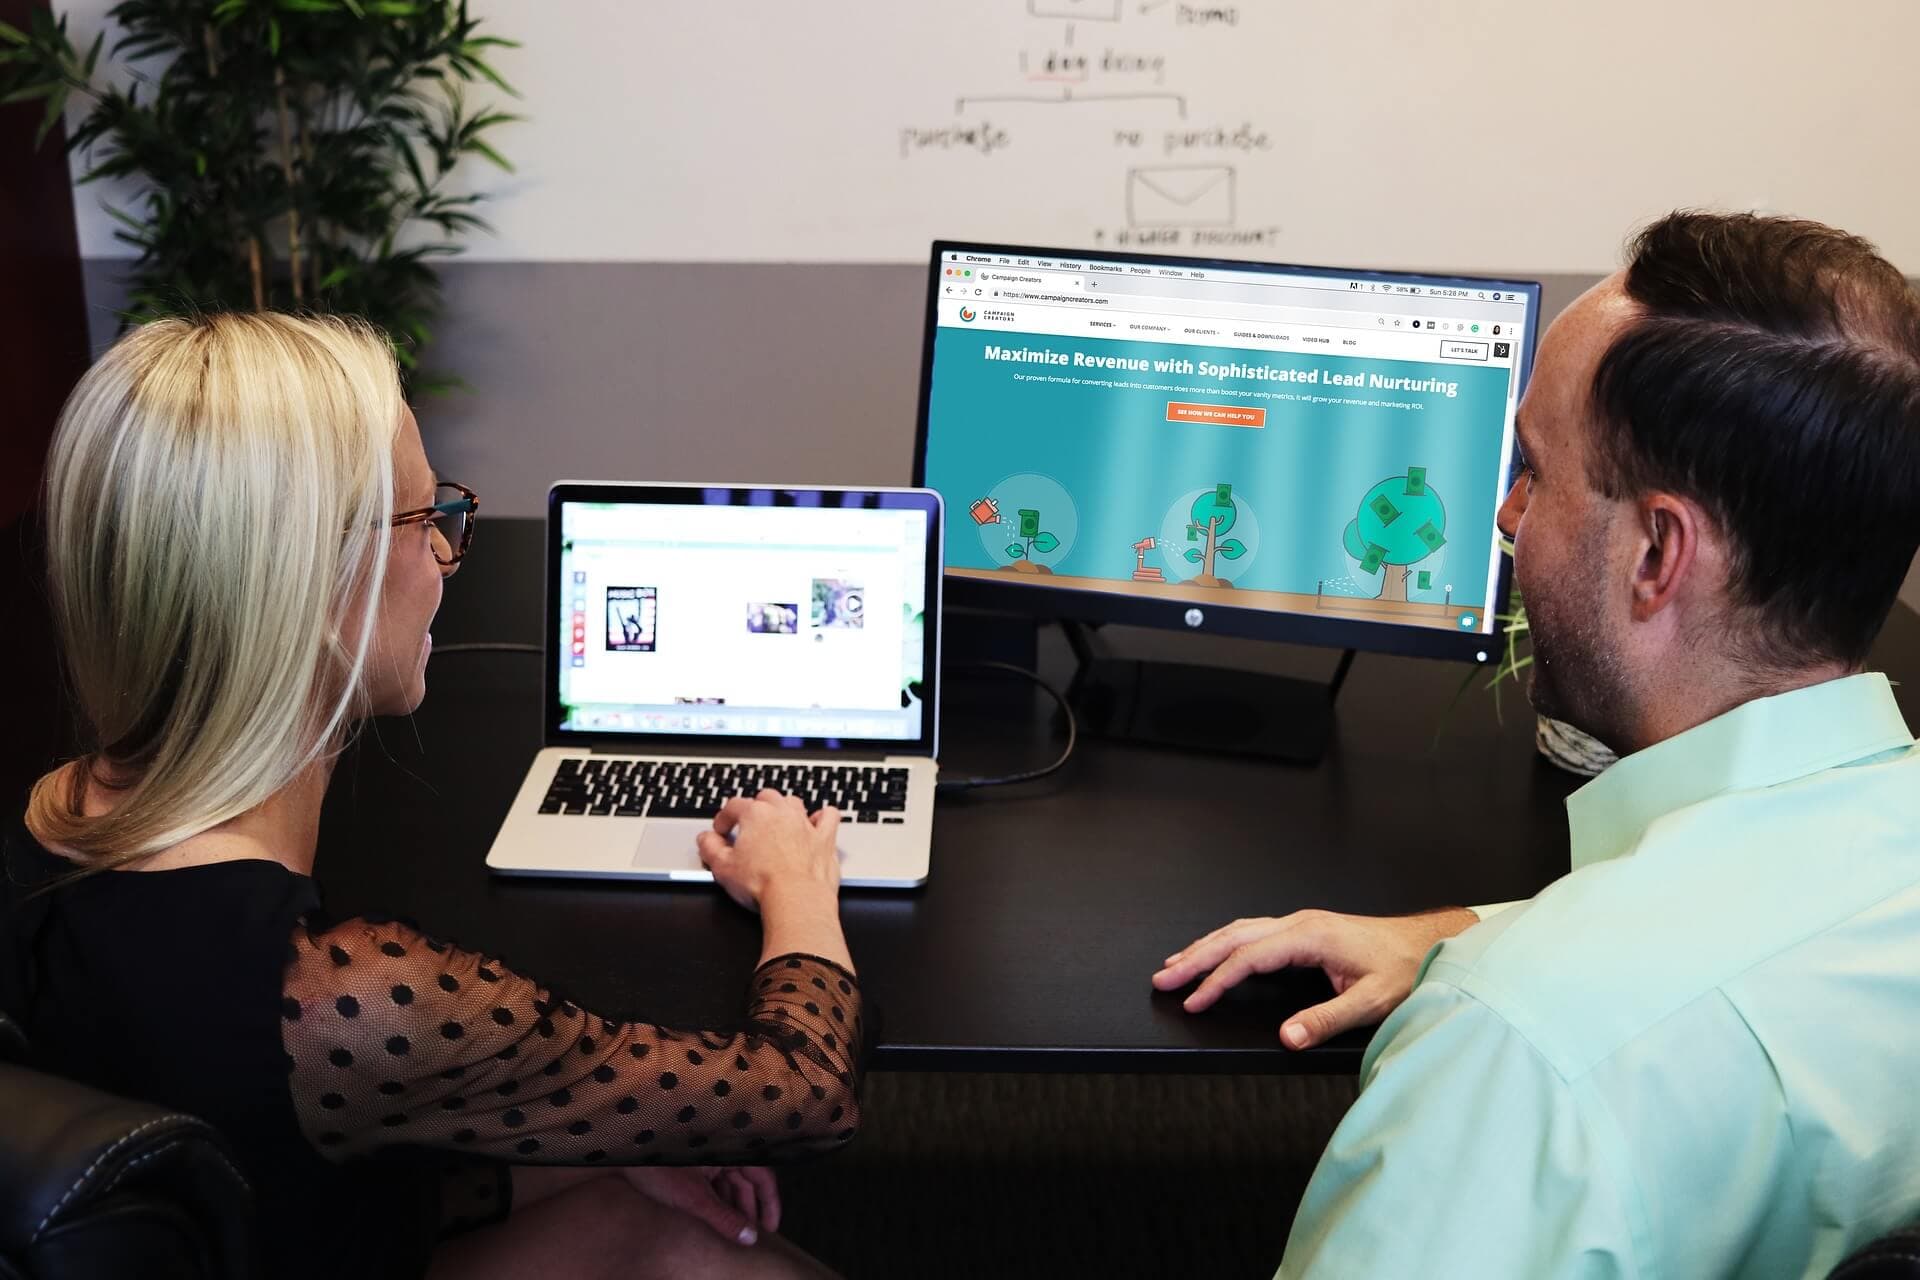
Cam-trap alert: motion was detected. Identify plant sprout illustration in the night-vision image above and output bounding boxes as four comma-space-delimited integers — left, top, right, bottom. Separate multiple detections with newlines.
1342, 466, 1447, 601
1005, 507, 1062, 573
1183, 483, 1246, 587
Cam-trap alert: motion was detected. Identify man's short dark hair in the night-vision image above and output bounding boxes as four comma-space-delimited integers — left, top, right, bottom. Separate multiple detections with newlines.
1590, 211, 1920, 666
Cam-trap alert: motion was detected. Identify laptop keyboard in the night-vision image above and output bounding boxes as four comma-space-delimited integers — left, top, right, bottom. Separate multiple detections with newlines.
538, 758, 912, 825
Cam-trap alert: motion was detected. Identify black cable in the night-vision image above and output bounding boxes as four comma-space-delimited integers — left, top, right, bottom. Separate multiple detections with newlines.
429, 642, 543, 656
935, 660, 1078, 793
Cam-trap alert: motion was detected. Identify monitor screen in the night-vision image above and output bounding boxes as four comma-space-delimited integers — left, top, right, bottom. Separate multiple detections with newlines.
914, 242, 1540, 661
549, 486, 940, 748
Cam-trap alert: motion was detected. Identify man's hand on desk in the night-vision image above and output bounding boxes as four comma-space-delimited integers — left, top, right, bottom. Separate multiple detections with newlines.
1152, 908, 1480, 1049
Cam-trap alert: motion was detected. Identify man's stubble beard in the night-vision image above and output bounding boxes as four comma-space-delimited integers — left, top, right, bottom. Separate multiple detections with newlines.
1522, 563, 1635, 753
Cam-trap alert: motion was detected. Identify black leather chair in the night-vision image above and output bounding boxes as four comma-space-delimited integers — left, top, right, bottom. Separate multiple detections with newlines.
1831, 1226, 1920, 1279
0, 1010, 254, 1279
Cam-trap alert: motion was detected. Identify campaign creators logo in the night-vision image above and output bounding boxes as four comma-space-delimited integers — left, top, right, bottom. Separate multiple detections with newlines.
958, 306, 976, 322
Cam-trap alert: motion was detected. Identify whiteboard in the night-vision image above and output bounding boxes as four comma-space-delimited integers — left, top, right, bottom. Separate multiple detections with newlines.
60, 0, 1920, 272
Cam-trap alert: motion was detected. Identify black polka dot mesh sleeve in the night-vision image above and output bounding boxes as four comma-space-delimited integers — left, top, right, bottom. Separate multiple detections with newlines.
280, 917, 865, 1166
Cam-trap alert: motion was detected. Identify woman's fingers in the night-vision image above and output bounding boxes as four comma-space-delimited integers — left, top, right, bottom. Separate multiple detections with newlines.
641, 1168, 757, 1247
740, 1167, 781, 1233
694, 830, 729, 862
719, 1169, 759, 1232
712, 797, 754, 834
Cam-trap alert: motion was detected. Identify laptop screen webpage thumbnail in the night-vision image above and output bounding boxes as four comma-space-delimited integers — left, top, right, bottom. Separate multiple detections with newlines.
557, 500, 930, 741
923, 248, 1533, 637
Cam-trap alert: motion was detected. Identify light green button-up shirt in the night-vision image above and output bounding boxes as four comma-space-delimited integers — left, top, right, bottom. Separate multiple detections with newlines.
1280, 673, 1920, 1279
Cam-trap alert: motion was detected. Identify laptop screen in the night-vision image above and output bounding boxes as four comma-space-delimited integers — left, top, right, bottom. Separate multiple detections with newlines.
548, 485, 942, 752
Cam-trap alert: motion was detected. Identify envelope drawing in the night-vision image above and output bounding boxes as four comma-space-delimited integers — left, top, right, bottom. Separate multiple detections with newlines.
1127, 165, 1237, 229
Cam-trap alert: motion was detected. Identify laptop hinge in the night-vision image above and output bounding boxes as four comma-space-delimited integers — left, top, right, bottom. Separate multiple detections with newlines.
583, 743, 904, 763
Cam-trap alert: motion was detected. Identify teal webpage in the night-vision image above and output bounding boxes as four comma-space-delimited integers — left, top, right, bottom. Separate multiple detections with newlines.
922, 323, 1516, 635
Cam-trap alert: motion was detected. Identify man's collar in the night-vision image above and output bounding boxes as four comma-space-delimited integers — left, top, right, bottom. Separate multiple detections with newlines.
1565, 672, 1912, 871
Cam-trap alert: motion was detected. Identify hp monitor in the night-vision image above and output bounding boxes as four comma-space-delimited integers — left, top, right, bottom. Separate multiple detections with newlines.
914, 241, 1541, 667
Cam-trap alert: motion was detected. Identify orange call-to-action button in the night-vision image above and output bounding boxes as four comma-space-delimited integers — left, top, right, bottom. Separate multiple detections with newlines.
1165, 401, 1267, 428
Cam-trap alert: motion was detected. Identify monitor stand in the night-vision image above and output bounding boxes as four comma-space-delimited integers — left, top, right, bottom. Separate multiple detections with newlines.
1061, 621, 1355, 766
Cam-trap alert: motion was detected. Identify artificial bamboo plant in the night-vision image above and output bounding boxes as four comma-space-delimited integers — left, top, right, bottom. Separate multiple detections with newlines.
0, 0, 518, 389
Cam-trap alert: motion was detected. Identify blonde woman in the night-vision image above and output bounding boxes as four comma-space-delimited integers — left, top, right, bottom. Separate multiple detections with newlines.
1, 314, 861, 1280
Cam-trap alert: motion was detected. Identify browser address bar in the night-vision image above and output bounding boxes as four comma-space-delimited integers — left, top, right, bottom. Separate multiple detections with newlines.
996, 289, 1420, 333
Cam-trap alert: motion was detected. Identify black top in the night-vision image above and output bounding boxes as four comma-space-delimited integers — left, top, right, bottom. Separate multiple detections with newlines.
0, 820, 867, 1279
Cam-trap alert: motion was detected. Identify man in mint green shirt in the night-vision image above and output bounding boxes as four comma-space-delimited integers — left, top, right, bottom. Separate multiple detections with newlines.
1156, 211, 1920, 1277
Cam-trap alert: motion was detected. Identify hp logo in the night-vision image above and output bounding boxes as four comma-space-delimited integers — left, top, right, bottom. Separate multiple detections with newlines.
1183, 608, 1205, 628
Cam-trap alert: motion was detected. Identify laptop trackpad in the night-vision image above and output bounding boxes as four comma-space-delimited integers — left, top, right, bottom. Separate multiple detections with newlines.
630, 818, 856, 875
632, 819, 709, 872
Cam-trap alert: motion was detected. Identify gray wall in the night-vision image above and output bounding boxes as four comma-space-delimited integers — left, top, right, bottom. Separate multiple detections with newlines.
79, 260, 1920, 613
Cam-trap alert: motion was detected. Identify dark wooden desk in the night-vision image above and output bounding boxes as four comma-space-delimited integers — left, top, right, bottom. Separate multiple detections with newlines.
316, 519, 1920, 1074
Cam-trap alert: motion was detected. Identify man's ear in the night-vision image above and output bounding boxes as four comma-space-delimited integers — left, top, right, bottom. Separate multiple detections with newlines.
1630, 492, 1704, 621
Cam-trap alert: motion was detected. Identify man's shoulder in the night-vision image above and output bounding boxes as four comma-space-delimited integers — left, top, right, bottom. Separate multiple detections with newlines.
1425, 791, 1920, 1079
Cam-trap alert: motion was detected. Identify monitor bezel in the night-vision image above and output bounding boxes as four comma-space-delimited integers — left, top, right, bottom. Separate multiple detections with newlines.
545, 482, 944, 756
912, 239, 1541, 665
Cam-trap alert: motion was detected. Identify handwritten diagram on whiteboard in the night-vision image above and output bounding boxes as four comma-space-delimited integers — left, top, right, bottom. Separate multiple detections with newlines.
57, 0, 1920, 268
897, 1, 1282, 254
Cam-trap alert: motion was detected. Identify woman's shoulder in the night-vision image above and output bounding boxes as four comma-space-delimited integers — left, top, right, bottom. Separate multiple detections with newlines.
4, 813, 322, 958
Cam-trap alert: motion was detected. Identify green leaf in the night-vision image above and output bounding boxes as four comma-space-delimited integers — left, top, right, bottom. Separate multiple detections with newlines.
463, 109, 525, 135
1030, 531, 1059, 554
1217, 538, 1245, 560
34, 82, 69, 147
1184, 548, 1203, 564
77, 155, 140, 183
0, 81, 59, 105
101, 203, 147, 232
394, 136, 429, 195
1006, 543, 1026, 559
0, 20, 27, 45
458, 52, 518, 97
194, 151, 207, 176
267, 17, 280, 55
212, 0, 249, 20
409, 371, 467, 397
82, 29, 103, 75
318, 266, 354, 289
275, 0, 343, 12
463, 138, 512, 172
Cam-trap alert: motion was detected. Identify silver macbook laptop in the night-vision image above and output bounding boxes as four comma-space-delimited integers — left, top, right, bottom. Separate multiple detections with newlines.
484, 482, 943, 888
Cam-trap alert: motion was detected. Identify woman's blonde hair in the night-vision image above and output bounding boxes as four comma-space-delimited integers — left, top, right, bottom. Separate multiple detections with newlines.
25, 312, 403, 870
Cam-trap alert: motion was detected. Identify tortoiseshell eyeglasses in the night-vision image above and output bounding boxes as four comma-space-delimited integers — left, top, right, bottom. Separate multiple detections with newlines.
391, 481, 478, 570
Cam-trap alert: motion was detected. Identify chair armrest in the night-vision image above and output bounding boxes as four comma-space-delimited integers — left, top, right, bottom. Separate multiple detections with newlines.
1830, 1227, 1920, 1279
0, 1014, 24, 1065
0, 1063, 253, 1278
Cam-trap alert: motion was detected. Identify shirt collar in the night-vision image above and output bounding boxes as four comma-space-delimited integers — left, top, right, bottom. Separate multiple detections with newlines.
1565, 672, 1913, 871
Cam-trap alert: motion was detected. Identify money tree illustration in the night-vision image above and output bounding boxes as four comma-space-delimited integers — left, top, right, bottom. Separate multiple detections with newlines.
1005, 507, 1061, 574
1184, 483, 1246, 587
1342, 466, 1446, 601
